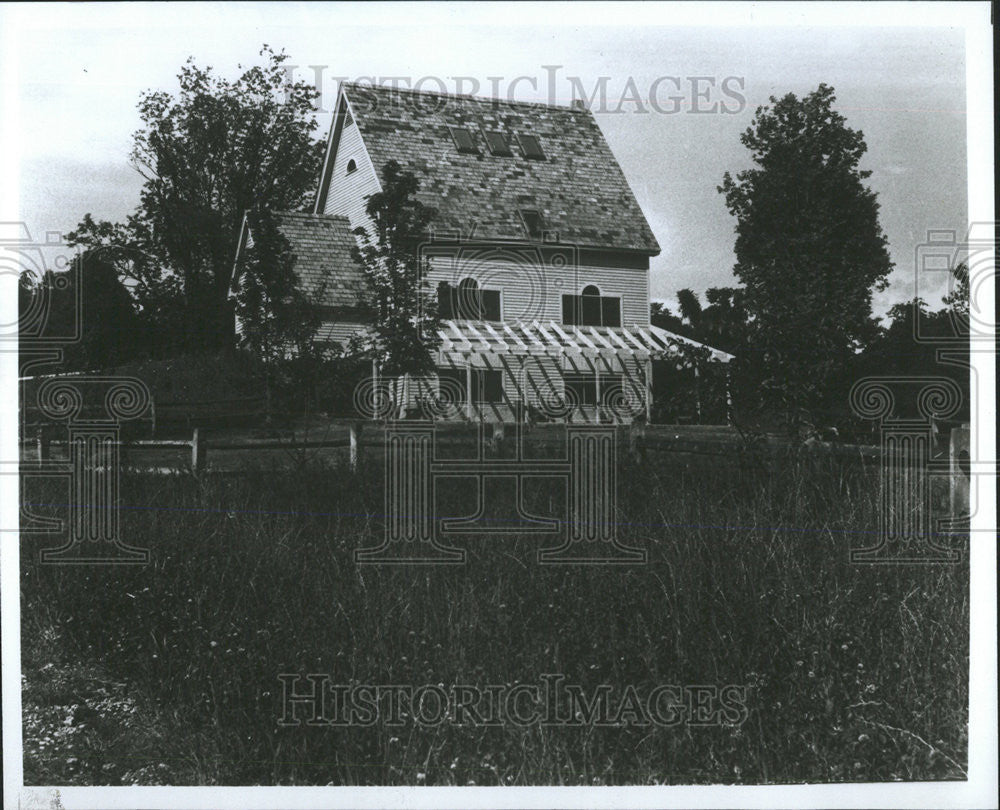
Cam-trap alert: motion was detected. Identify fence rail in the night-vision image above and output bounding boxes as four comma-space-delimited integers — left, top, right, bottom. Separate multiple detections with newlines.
15, 420, 906, 476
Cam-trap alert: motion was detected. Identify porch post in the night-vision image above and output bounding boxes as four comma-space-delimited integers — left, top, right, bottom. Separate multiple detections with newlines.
725, 365, 733, 425
465, 363, 473, 420
645, 358, 652, 423
694, 363, 702, 424
593, 357, 602, 425
519, 355, 527, 423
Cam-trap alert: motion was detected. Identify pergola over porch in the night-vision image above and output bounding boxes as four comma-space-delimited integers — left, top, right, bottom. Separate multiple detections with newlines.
428, 320, 733, 423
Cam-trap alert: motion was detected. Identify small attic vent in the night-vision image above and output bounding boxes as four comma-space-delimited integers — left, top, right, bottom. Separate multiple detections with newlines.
344, 110, 354, 127
519, 209, 544, 240
450, 127, 478, 154
518, 134, 545, 160
483, 130, 513, 157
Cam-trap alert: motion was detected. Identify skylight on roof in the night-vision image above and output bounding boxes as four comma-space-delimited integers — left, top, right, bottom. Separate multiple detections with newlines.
518, 134, 545, 160
483, 130, 513, 157
519, 209, 544, 240
450, 127, 478, 154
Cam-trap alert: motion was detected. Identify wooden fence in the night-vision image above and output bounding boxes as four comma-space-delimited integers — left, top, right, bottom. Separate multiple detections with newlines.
21, 421, 895, 475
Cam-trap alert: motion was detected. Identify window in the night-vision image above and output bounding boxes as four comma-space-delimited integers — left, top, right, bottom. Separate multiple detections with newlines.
346, 159, 357, 174
561, 286, 621, 327
519, 209, 544, 240
438, 278, 501, 321
563, 372, 624, 407
450, 127, 478, 154
438, 368, 504, 404
518, 133, 545, 160
483, 129, 512, 157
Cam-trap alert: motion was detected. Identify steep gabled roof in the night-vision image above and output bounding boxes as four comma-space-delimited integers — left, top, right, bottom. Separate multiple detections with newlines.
317, 82, 660, 255
275, 212, 363, 309
231, 211, 364, 311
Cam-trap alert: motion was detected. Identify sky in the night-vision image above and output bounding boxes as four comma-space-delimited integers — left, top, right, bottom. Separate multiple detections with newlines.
2, 3, 970, 319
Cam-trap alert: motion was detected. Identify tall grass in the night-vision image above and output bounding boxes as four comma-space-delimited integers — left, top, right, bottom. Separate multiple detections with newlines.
21, 447, 968, 785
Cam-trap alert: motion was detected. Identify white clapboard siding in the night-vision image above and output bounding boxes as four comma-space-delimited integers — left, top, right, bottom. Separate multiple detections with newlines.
426, 256, 650, 326
322, 117, 380, 237
315, 319, 366, 348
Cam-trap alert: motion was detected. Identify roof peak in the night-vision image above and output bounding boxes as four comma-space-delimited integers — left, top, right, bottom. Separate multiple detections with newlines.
339, 80, 590, 114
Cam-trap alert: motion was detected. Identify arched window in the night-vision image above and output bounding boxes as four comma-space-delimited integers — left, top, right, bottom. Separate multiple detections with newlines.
581, 285, 602, 325
346, 159, 357, 174
456, 277, 480, 319
438, 277, 501, 321
562, 284, 621, 327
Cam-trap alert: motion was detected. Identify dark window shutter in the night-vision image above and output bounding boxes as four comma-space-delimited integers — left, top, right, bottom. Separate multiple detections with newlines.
562, 295, 577, 325
483, 370, 503, 403
601, 297, 621, 327
438, 283, 454, 319
438, 369, 466, 403
481, 290, 501, 321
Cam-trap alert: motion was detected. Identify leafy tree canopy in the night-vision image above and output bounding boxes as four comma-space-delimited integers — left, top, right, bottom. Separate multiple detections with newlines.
719, 84, 892, 418
67, 45, 325, 355
349, 160, 442, 377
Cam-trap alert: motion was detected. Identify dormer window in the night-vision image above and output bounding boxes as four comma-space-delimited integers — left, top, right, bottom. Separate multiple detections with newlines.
450, 127, 478, 154
519, 209, 544, 240
518, 133, 545, 160
483, 129, 512, 157
346, 159, 357, 174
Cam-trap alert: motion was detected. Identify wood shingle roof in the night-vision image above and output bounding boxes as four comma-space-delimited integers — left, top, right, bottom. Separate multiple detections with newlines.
334, 82, 661, 255
275, 212, 363, 309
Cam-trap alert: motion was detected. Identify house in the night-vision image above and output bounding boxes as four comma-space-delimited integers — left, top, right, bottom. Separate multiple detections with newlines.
234, 81, 732, 422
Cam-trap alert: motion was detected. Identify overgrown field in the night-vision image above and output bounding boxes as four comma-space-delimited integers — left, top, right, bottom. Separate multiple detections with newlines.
21, 445, 968, 785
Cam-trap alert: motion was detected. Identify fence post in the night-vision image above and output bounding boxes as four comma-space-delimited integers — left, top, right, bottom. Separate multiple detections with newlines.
349, 422, 362, 471
490, 422, 505, 457
36, 429, 47, 465
191, 428, 204, 473
950, 423, 970, 519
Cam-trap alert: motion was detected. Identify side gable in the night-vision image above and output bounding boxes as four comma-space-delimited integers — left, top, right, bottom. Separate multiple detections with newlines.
231, 211, 365, 314
315, 90, 382, 238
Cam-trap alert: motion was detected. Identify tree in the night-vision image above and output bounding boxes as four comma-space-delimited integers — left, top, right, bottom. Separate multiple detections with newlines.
650, 301, 688, 336
19, 251, 145, 371
719, 84, 892, 429
675, 288, 703, 328
941, 261, 970, 329
670, 287, 748, 356
67, 46, 325, 355
856, 262, 970, 422
232, 206, 334, 417
349, 160, 442, 381
234, 207, 324, 362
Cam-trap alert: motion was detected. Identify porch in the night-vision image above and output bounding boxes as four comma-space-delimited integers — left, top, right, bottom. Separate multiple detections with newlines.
395, 319, 733, 424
